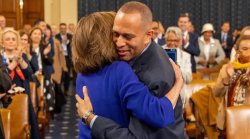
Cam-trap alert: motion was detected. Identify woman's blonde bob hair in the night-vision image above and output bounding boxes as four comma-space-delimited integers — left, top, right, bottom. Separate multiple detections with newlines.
1, 29, 21, 49
72, 11, 118, 74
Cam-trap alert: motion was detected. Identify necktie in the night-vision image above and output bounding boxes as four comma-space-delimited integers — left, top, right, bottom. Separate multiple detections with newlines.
182, 33, 185, 48
222, 33, 227, 42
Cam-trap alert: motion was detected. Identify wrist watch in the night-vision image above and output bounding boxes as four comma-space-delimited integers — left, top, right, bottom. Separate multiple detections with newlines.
82, 111, 94, 125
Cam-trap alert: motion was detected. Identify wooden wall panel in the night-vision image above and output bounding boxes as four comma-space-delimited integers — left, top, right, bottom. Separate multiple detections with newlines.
0, 0, 19, 29
1, 1, 16, 12
0, 0, 44, 30
23, 0, 44, 27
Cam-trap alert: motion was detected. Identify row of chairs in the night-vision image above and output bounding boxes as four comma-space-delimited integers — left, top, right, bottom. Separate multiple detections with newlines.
0, 74, 48, 139
185, 70, 250, 139
0, 94, 30, 139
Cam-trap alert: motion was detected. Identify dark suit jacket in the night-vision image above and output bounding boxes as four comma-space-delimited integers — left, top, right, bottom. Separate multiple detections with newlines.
91, 41, 188, 139
157, 37, 166, 46
183, 32, 200, 73
0, 55, 12, 93
0, 55, 12, 139
55, 33, 73, 67
214, 32, 233, 58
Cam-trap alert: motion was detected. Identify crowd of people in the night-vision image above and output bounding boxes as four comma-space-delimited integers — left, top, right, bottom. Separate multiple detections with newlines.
0, 1, 250, 139
0, 14, 75, 139
74, 1, 250, 139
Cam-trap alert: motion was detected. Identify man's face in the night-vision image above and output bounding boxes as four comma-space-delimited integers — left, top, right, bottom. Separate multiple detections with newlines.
151, 21, 159, 39
60, 25, 67, 35
112, 12, 152, 62
221, 23, 230, 33
0, 16, 6, 29
178, 17, 189, 32
51, 25, 57, 37
38, 21, 46, 34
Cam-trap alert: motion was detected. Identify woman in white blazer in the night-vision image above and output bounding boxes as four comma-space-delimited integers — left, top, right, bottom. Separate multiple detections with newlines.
196, 23, 225, 69
162, 27, 195, 121
162, 27, 192, 84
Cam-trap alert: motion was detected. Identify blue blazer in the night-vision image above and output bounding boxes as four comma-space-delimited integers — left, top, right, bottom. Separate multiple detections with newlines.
91, 41, 188, 139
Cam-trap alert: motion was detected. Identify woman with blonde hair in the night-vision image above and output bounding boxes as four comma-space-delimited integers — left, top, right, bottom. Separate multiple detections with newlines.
74, 12, 183, 139
1, 29, 40, 139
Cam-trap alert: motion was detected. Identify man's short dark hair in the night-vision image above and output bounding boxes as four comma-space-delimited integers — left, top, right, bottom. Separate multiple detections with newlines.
179, 13, 190, 18
118, 1, 152, 30
59, 23, 67, 27
222, 21, 230, 26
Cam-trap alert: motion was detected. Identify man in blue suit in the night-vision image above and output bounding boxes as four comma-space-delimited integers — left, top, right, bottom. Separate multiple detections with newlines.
177, 13, 200, 73
76, 1, 187, 139
214, 21, 233, 58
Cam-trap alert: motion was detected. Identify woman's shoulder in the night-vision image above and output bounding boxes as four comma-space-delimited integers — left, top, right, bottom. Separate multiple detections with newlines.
212, 38, 221, 46
77, 61, 131, 76
180, 49, 191, 58
111, 61, 132, 71
53, 38, 61, 46
101, 61, 133, 77
112, 61, 129, 66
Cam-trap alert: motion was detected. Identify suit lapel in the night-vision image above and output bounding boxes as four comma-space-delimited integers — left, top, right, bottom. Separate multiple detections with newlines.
130, 42, 155, 74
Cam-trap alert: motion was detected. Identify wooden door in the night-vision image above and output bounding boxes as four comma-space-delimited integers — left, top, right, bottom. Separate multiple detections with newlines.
23, 0, 44, 28
0, 0, 20, 29
0, 0, 44, 30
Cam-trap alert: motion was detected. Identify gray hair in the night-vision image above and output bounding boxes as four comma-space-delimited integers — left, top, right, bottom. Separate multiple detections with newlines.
165, 26, 183, 47
165, 26, 182, 40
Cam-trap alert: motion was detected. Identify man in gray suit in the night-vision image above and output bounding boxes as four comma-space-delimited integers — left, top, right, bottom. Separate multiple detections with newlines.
76, 1, 187, 139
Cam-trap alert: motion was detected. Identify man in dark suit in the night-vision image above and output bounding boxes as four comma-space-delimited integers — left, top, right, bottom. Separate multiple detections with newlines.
0, 55, 12, 139
76, 2, 187, 139
177, 13, 200, 73
214, 21, 233, 58
152, 20, 166, 46
55, 23, 73, 95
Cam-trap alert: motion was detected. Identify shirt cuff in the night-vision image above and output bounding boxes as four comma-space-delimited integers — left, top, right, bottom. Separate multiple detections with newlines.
90, 115, 98, 129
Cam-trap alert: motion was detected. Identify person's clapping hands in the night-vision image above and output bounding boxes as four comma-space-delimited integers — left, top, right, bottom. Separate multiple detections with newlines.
198, 58, 207, 67
208, 57, 216, 65
43, 44, 51, 56
0, 93, 6, 99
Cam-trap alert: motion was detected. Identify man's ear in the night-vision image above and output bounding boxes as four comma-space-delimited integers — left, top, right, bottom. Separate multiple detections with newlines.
145, 29, 153, 44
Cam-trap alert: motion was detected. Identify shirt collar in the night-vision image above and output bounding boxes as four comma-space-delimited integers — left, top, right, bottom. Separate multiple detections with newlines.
183, 31, 188, 36
200, 36, 215, 44
129, 41, 151, 66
